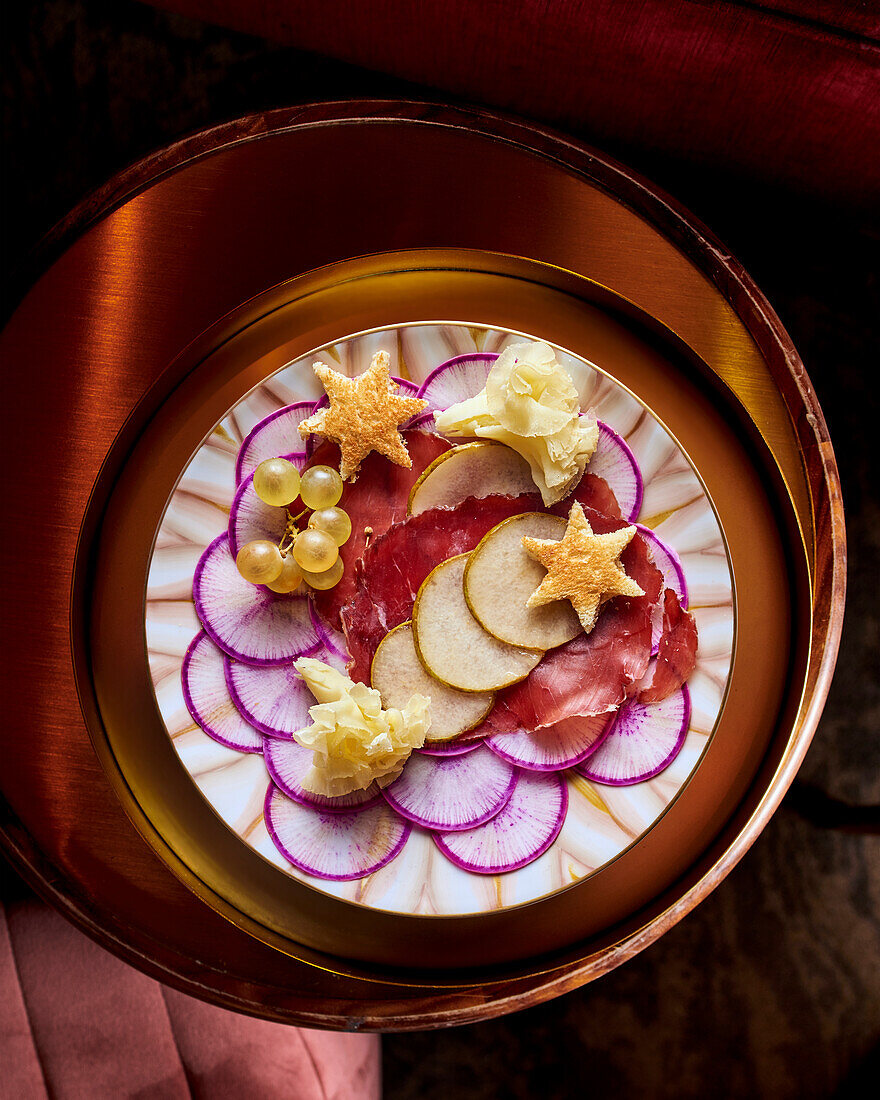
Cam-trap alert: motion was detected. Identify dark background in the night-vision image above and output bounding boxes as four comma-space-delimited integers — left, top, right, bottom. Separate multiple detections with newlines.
3, 2, 879, 1097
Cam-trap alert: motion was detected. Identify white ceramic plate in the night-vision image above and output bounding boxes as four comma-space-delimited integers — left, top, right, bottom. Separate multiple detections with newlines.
146, 323, 734, 916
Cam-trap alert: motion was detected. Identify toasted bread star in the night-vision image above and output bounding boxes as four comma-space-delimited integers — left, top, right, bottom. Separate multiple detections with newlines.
521, 501, 644, 633
298, 351, 428, 480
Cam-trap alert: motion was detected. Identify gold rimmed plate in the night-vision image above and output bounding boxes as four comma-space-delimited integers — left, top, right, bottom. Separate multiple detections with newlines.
85, 250, 798, 969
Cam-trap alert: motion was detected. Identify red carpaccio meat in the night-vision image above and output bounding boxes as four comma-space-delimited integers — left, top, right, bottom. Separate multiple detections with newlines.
307, 430, 451, 627
555, 470, 623, 523
339, 472, 651, 688
637, 588, 699, 704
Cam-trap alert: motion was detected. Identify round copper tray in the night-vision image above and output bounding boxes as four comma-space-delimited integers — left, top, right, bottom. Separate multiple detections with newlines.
0, 102, 843, 1027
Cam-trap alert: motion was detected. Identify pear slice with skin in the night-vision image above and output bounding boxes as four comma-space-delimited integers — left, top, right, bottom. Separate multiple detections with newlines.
371, 622, 494, 742
412, 554, 542, 693
407, 441, 534, 516
464, 513, 582, 650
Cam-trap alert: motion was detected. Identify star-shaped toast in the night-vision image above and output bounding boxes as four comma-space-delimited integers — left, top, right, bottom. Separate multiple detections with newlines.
298, 351, 428, 480
521, 501, 645, 633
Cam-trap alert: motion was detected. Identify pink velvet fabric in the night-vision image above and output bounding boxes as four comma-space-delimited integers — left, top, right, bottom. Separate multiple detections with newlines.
0, 898, 380, 1100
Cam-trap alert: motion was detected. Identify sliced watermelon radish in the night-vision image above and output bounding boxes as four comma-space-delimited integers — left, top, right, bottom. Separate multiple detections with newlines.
262, 738, 381, 812
308, 603, 350, 662
193, 534, 320, 665
228, 473, 291, 558
224, 650, 332, 740
588, 421, 644, 522
181, 631, 263, 752
576, 685, 690, 785
433, 770, 568, 874
637, 525, 688, 607
416, 353, 496, 411
235, 401, 312, 485
416, 740, 482, 757
408, 411, 437, 431
381, 745, 517, 831
484, 713, 613, 772
264, 784, 410, 880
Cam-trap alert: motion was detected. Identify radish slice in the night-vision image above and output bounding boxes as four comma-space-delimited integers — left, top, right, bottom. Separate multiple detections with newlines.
576, 685, 690, 785
637, 526, 688, 607
416, 353, 496, 411
308, 603, 350, 662
304, 377, 421, 456
433, 770, 567, 873
193, 534, 320, 665
484, 713, 613, 772
264, 784, 410, 880
382, 745, 517, 831
228, 473, 291, 558
263, 738, 381, 812
408, 411, 437, 431
181, 631, 263, 752
589, 421, 644, 522
224, 645, 341, 739
235, 401, 312, 485
417, 740, 482, 757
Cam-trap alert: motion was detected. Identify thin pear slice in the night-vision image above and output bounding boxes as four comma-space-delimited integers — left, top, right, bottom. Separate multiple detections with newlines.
464, 513, 582, 650
412, 554, 542, 692
408, 441, 534, 516
371, 622, 494, 742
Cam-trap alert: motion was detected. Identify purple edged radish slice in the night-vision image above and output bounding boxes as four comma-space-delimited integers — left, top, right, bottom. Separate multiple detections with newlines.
263, 738, 381, 811
417, 740, 481, 758
576, 685, 690, 785
181, 631, 262, 752
416, 352, 497, 410
382, 745, 517, 831
228, 473, 290, 558
224, 647, 339, 740
264, 784, 410, 880
235, 401, 312, 485
485, 713, 613, 772
408, 410, 436, 432
588, 421, 644, 522
433, 770, 567, 874
193, 534, 320, 665
309, 603, 350, 662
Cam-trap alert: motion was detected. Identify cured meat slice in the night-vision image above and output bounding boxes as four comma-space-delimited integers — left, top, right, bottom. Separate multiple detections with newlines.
554, 471, 623, 522
637, 588, 699, 704
342, 585, 387, 687
307, 430, 450, 628
475, 520, 664, 732
341, 493, 541, 683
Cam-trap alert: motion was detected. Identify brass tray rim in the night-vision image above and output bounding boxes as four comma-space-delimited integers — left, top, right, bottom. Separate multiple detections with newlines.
1, 101, 845, 1025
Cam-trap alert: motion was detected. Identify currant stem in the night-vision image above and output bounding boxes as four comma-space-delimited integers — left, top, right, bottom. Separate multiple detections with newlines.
277, 507, 311, 555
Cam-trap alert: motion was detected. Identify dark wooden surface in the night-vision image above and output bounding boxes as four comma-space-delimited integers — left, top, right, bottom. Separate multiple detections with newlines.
2, 2, 878, 1096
